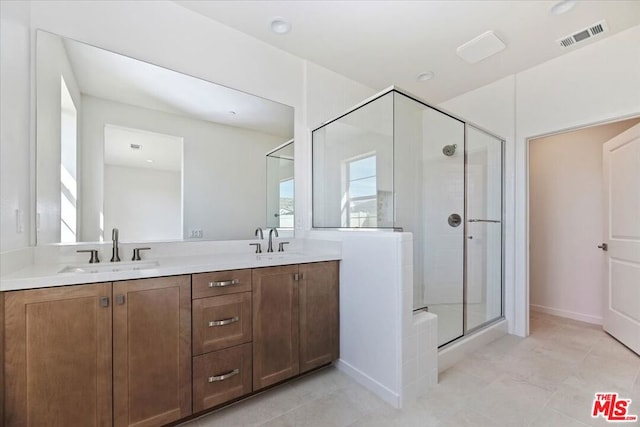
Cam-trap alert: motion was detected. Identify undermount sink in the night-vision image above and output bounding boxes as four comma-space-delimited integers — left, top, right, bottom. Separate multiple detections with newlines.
255, 252, 303, 261
59, 260, 160, 274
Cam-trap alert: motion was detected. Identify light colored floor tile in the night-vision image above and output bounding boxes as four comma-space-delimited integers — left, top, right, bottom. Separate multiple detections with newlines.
283, 389, 365, 427
183, 313, 640, 427
528, 406, 590, 427
465, 373, 555, 426
434, 408, 499, 427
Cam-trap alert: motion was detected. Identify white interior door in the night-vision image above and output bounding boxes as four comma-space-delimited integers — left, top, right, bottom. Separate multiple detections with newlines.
602, 123, 640, 355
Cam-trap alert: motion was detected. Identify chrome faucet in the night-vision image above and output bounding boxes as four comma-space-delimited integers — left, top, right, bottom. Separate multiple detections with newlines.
267, 228, 278, 253
111, 228, 121, 262
255, 227, 264, 240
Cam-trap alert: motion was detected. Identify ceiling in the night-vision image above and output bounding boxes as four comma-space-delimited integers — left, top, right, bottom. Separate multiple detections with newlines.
174, 0, 640, 104
62, 35, 294, 138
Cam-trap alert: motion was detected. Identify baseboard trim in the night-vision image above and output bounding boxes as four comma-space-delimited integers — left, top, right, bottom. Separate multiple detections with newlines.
530, 304, 603, 325
335, 359, 400, 408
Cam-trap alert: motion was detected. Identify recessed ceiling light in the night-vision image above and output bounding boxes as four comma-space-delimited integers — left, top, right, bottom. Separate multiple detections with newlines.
550, 0, 577, 15
146, 159, 153, 163
416, 71, 434, 82
270, 17, 291, 35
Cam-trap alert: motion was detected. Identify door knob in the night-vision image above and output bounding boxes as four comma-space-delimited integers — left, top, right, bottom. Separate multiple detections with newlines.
597, 243, 608, 251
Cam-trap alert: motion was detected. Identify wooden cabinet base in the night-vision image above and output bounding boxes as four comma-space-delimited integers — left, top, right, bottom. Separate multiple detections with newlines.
192, 343, 252, 412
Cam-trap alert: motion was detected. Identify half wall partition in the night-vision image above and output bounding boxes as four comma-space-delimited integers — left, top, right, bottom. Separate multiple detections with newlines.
312, 88, 504, 347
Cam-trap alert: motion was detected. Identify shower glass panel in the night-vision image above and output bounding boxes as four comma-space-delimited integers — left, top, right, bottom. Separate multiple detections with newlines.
393, 92, 465, 346
465, 126, 503, 331
312, 88, 504, 348
313, 92, 394, 228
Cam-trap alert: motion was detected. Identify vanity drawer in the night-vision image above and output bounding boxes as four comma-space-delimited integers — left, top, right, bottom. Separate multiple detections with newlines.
193, 292, 252, 355
193, 343, 252, 412
192, 269, 251, 299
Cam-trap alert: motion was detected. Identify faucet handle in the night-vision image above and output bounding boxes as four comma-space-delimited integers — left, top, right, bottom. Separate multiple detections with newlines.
278, 242, 290, 252
77, 249, 100, 264
132, 247, 151, 261
250, 243, 263, 254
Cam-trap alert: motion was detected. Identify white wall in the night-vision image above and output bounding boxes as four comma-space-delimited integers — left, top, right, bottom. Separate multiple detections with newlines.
104, 164, 182, 242
441, 25, 640, 336
0, 0, 31, 252
529, 118, 640, 324
81, 95, 284, 242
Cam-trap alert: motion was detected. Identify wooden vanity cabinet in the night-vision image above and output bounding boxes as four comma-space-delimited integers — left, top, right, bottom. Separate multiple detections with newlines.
113, 276, 192, 427
3, 276, 191, 427
2, 260, 339, 425
252, 261, 340, 390
4, 283, 113, 427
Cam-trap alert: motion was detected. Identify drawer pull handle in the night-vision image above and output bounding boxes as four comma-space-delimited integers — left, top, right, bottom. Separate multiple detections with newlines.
208, 368, 239, 383
208, 279, 239, 288
208, 316, 239, 327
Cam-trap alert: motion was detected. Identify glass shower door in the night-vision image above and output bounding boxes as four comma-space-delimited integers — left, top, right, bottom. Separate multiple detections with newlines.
393, 92, 466, 346
465, 126, 503, 331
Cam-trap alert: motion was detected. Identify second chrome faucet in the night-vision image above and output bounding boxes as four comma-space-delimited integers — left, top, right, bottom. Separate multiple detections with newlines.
267, 228, 279, 253
111, 228, 121, 262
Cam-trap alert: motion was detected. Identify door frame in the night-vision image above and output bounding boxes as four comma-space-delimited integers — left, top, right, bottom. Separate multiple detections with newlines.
525, 113, 640, 335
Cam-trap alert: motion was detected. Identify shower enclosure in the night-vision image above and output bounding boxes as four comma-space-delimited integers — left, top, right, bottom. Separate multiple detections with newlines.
312, 88, 504, 347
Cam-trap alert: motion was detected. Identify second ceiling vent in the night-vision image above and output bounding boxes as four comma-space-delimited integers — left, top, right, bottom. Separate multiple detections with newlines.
557, 20, 608, 48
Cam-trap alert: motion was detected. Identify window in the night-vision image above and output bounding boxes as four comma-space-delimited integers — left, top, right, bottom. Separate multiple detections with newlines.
278, 178, 294, 228
346, 155, 377, 227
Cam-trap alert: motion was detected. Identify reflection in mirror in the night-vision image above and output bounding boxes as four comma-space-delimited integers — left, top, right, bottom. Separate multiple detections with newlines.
266, 140, 294, 229
36, 31, 294, 244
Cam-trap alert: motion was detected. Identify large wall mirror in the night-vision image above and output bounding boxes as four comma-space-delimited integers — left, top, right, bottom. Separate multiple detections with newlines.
36, 30, 294, 244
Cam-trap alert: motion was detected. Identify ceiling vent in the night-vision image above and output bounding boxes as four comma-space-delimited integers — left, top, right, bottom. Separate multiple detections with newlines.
130, 144, 142, 150
557, 20, 608, 48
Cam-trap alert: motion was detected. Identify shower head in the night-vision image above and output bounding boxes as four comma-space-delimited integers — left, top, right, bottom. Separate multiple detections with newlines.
442, 144, 457, 156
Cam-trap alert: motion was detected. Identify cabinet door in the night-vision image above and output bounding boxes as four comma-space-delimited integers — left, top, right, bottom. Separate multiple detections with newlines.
299, 262, 340, 373
252, 265, 299, 390
4, 283, 112, 427
113, 276, 191, 427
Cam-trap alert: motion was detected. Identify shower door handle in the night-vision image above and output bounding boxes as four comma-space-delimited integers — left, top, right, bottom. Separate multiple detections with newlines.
468, 219, 501, 223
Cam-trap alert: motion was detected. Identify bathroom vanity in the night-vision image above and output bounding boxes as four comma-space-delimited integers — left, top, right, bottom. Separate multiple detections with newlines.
0, 244, 340, 427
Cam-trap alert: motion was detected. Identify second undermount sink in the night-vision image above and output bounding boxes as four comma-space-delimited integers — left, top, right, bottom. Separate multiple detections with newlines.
255, 252, 303, 261
59, 260, 160, 274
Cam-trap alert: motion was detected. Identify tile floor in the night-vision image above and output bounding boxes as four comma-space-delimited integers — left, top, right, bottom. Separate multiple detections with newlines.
181, 313, 640, 426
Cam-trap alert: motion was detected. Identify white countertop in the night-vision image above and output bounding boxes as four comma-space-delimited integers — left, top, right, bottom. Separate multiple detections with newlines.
0, 239, 341, 291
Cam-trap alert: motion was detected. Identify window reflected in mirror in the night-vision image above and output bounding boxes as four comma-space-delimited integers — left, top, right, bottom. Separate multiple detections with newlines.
266, 140, 294, 229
